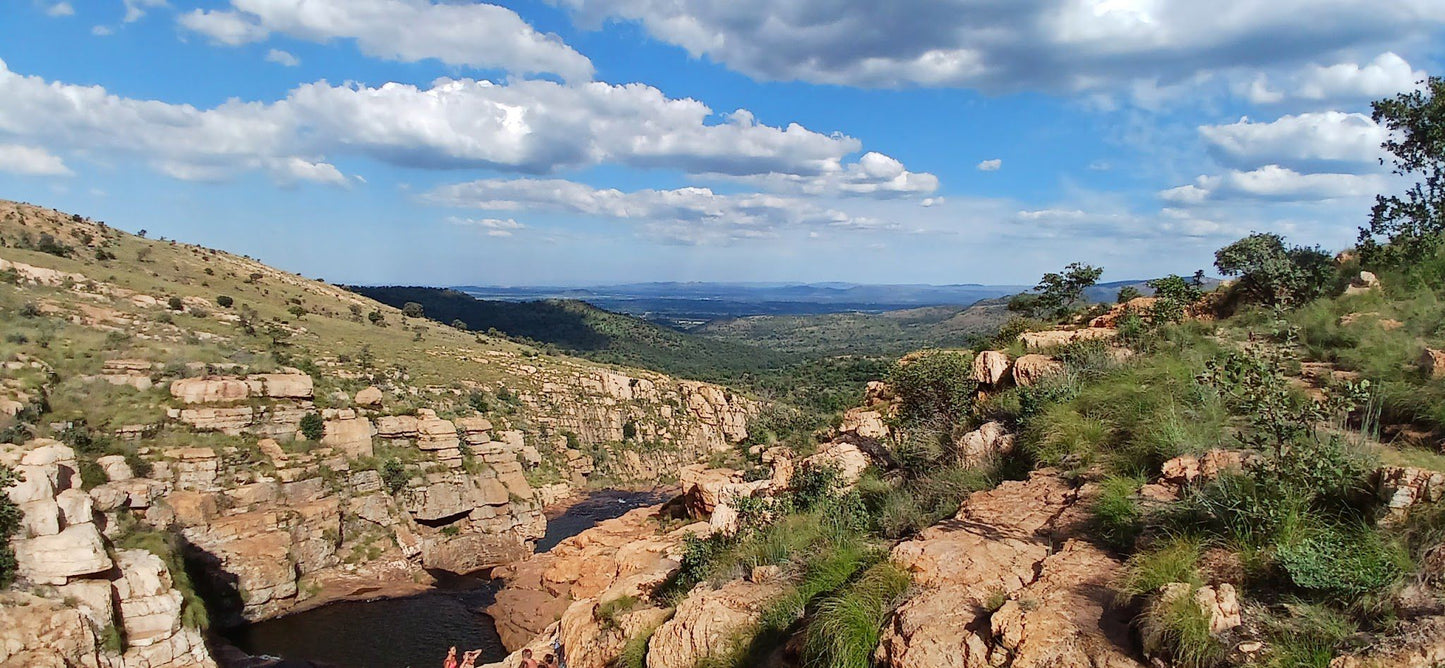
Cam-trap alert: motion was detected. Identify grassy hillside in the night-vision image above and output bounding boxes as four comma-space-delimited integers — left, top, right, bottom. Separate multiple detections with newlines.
694, 299, 1012, 355
348, 286, 798, 383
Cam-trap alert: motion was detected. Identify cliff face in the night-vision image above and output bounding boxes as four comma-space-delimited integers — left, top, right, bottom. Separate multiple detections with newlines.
0, 200, 759, 656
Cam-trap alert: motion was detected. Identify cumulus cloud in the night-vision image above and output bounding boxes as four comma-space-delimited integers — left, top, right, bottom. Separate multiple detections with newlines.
46, 3, 74, 17
0, 59, 903, 184
179, 0, 594, 81
977, 159, 1002, 172
91, 25, 113, 36
449, 216, 526, 237
426, 178, 897, 244
1199, 111, 1388, 173
123, 0, 166, 23
265, 48, 299, 67
555, 0, 1445, 91
1160, 165, 1387, 204
708, 150, 938, 198
1242, 52, 1427, 104
0, 144, 72, 176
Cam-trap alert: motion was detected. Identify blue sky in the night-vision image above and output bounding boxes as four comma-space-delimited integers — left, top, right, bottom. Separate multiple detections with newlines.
0, 1, 1440, 286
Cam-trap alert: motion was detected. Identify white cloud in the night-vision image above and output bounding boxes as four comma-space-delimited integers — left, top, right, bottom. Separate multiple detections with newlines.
1199, 111, 1388, 173
920, 197, 944, 207
1161, 165, 1387, 203
123, 0, 166, 23
46, 3, 75, 17
707, 150, 938, 198
265, 48, 300, 67
976, 159, 1002, 172
0, 144, 72, 176
0, 58, 904, 184
449, 216, 526, 237
1242, 52, 1426, 104
179, 9, 269, 46
91, 25, 113, 36
179, 0, 594, 81
555, 0, 1445, 91
426, 178, 898, 244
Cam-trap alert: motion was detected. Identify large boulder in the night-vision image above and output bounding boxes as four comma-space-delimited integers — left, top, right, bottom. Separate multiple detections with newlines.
955, 421, 1015, 467
1421, 348, 1445, 380
802, 440, 871, 487
1019, 327, 1115, 350
972, 351, 1011, 386
354, 386, 384, 407
841, 408, 889, 440
321, 416, 374, 458
646, 578, 788, 668
1012, 355, 1065, 387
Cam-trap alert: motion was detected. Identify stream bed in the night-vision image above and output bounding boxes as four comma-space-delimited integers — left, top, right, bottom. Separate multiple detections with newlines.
223, 489, 672, 668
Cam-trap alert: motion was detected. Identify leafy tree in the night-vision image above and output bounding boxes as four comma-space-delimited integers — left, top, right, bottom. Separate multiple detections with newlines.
1358, 77, 1445, 270
1116, 285, 1143, 303
401, 302, 425, 318
450, 319, 468, 330
215, 295, 233, 308
1214, 233, 1334, 307
1011, 262, 1103, 320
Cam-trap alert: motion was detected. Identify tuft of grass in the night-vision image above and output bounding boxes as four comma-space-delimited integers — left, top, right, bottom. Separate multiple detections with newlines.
1258, 601, 1357, 668
1117, 535, 1204, 602
1140, 585, 1226, 668
801, 563, 911, 668
1092, 475, 1145, 551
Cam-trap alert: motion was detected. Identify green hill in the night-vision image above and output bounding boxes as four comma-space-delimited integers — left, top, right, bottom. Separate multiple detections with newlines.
694, 299, 1013, 356
348, 286, 798, 382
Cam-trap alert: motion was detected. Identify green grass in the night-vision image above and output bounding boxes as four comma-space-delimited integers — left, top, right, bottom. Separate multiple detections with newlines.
800, 563, 911, 668
1140, 584, 1226, 668
1116, 535, 1204, 602
1092, 475, 1145, 550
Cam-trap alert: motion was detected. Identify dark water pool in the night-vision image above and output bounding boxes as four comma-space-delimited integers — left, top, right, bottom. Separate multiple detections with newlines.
224, 572, 505, 668
225, 490, 672, 667
535, 488, 673, 552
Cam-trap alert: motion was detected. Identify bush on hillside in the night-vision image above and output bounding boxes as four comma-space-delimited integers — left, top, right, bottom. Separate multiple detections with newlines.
0, 465, 21, 587
889, 350, 976, 422
299, 412, 325, 441
1214, 233, 1335, 308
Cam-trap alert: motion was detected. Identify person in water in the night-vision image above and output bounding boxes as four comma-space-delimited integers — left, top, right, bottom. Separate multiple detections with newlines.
518, 648, 537, 668
443, 646, 460, 668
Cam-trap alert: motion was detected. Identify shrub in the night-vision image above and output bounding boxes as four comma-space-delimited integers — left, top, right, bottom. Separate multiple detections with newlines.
1276, 525, 1406, 596
299, 412, 325, 441
0, 465, 21, 587
167, 296, 184, 311
402, 302, 425, 318
889, 350, 976, 422
1117, 285, 1143, 303
215, 295, 233, 308
381, 458, 408, 494
367, 310, 384, 325
1214, 233, 1335, 308
20, 301, 40, 318
78, 457, 108, 490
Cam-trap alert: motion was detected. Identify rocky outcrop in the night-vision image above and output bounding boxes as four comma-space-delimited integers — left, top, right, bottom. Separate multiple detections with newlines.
1090, 297, 1161, 328
487, 505, 707, 652
1329, 616, 1445, 668
879, 471, 1144, 668
1019, 327, 1116, 350
841, 407, 889, 440
0, 439, 217, 668
646, 577, 788, 668
1377, 466, 1445, 524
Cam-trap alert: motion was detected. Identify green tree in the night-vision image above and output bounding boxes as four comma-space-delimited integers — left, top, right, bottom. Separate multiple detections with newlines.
402, 302, 425, 318
1358, 77, 1445, 270
889, 351, 976, 422
367, 310, 385, 325
1146, 274, 1204, 323
215, 295, 233, 308
1214, 233, 1334, 307
1116, 285, 1142, 303
1012, 262, 1103, 320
